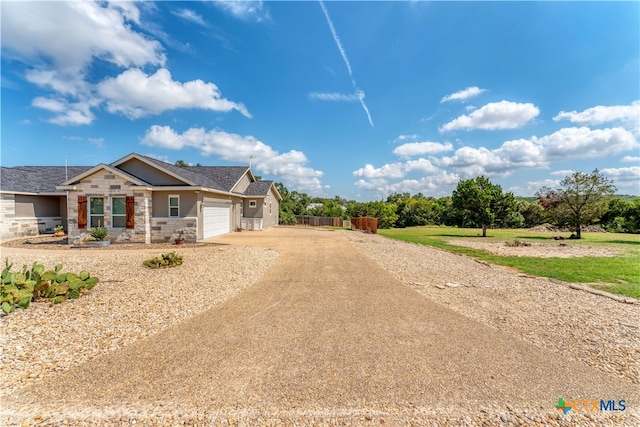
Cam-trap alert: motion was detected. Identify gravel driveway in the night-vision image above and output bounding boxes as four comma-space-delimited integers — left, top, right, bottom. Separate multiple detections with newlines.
1, 227, 638, 426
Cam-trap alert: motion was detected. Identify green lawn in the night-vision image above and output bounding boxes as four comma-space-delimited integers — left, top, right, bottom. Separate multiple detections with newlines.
378, 227, 640, 299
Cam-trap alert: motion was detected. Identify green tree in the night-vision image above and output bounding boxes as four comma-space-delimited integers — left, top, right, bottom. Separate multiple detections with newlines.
451, 176, 517, 237
517, 200, 547, 228
275, 182, 311, 224
536, 169, 616, 239
346, 201, 398, 228
174, 160, 201, 167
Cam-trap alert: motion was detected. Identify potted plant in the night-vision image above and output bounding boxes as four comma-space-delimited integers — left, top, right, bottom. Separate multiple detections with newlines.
54, 225, 65, 237
84, 224, 111, 247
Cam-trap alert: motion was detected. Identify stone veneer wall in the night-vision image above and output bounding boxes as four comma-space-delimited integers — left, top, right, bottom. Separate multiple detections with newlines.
0, 194, 64, 240
66, 171, 151, 244
150, 217, 197, 243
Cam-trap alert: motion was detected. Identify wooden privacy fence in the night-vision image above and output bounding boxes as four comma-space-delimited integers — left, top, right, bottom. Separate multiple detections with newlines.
351, 217, 378, 234
295, 216, 344, 227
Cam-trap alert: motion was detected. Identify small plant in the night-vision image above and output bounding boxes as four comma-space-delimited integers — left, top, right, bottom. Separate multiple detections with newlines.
1, 259, 99, 315
505, 239, 531, 247
143, 252, 183, 269
89, 224, 110, 241
54, 225, 64, 232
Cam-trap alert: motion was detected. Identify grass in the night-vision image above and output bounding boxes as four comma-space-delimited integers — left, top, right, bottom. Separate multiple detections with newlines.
378, 226, 640, 299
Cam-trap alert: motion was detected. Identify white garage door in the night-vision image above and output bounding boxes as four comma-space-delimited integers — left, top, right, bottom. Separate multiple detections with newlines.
203, 204, 230, 239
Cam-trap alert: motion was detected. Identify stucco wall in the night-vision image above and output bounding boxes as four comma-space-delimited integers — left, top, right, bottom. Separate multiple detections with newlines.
14, 195, 61, 217
152, 191, 197, 217
117, 158, 185, 185
232, 173, 252, 194
0, 193, 65, 239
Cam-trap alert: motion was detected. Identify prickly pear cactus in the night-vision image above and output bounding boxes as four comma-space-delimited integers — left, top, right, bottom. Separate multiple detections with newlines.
1, 259, 100, 315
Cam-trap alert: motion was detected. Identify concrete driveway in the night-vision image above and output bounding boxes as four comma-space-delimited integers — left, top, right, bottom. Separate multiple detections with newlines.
8, 227, 639, 424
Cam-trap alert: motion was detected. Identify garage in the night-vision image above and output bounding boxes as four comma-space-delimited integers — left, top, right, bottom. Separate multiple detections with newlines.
203, 203, 230, 239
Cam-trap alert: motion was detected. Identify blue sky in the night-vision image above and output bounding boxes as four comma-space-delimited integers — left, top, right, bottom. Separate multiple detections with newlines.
2, 1, 639, 199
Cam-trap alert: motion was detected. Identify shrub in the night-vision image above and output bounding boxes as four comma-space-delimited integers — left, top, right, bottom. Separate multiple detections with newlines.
89, 225, 110, 241
1, 259, 99, 315
505, 239, 531, 247
143, 252, 183, 269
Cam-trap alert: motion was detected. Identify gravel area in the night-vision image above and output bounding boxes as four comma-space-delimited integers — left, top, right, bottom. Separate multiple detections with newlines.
447, 238, 625, 258
1, 229, 638, 426
0, 243, 278, 399
344, 231, 640, 385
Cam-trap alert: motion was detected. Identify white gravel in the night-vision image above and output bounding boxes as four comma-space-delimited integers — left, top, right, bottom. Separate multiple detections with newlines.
0, 245, 279, 399
1, 231, 639, 426
343, 231, 640, 385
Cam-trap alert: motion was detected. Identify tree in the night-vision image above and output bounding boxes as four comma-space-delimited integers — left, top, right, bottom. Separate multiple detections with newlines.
536, 169, 616, 239
451, 176, 517, 237
174, 160, 201, 167
275, 182, 311, 224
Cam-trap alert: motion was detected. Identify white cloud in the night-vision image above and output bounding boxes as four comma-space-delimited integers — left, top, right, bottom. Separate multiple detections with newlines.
97, 68, 251, 119
1, 1, 165, 73
440, 100, 540, 132
553, 101, 640, 129
550, 169, 575, 176
622, 156, 640, 163
141, 125, 324, 194
394, 134, 419, 142
308, 92, 360, 102
353, 158, 438, 180
32, 97, 95, 126
354, 171, 459, 197
353, 163, 406, 180
172, 9, 206, 26
32, 97, 66, 113
536, 127, 638, 161
441, 86, 486, 103
212, 0, 269, 22
510, 179, 561, 197
25, 69, 89, 98
393, 141, 454, 157
601, 167, 640, 194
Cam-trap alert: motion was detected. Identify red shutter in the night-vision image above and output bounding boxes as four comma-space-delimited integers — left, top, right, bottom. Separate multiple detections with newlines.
126, 196, 135, 229
78, 196, 87, 229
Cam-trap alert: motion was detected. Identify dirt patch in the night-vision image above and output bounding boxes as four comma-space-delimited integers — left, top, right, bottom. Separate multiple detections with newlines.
447, 238, 623, 258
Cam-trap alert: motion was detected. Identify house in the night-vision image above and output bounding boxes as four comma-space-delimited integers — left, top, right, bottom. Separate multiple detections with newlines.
0, 153, 281, 243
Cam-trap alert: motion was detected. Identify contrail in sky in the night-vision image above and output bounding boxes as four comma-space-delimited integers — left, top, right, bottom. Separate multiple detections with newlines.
318, 0, 374, 127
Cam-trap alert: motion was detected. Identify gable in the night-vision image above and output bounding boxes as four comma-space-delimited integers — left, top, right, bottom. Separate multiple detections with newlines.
116, 158, 188, 186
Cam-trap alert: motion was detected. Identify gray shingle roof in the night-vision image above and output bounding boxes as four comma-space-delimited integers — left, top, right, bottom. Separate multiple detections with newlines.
1, 154, 254, 195
245, 180, 274, 196
135, 155, 249, 192
1, 166, 93, 193
185, 166, 250, 193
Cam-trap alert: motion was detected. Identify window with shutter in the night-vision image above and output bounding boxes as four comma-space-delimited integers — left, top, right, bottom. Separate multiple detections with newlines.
126, 196, 135, 229
112, 197, 126, 228
78, 196, 87, 229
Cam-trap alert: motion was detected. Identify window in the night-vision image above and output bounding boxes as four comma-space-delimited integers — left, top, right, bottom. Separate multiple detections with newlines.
249, 200, 256, 208
269, 202, 272, 215
89, 197, 104, 228
112, 197, 126, 228
240, 202, 243, 217
169, 195, 180, 217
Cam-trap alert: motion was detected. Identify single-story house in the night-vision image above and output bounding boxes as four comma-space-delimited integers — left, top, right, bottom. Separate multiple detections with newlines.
0, 153, 281, 243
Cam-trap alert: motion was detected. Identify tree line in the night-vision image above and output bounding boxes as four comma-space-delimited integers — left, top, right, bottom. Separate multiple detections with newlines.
276, 170, 639, 237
